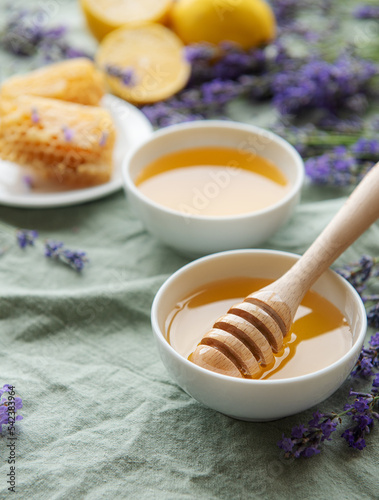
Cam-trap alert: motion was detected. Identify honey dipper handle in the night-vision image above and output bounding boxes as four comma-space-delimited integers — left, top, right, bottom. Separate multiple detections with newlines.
267, 161, 379, 319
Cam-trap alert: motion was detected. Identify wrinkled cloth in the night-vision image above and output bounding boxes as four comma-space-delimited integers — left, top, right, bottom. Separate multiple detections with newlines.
0, 1, 379, 499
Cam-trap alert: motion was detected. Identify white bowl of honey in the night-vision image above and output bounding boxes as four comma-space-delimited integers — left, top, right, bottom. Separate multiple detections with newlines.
122, 121, 304, 255
151, 250, 367, 421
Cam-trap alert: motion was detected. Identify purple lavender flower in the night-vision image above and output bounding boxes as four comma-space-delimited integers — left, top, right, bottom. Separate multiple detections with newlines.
340, 390, 378, 449
317, 116, 364, 134
351, 332, 379, 378
184, 43, 219, 85
278, 411, 338, 458
272, 0, 301, 24
141, 78, 241, 128
143, 39, 305, 128
22, 175, 34, 190
352, 356, 375, 378
279, 385, 379, 458
278, 436, 294, 453
353, 5, 379, 19
39, 40, 92, 63
335, 256, 379, 339
0, 385, 23, 431
185, 40, 272, 87
272, 54, 378, 119
201, 79, 241, 105
99, 131, 108, 147
341, 428, 366, 449
42, 26, 67, 40
44, 240, 88, 272
62, 126, 74, 142
367, 303, 379, 329
336, 255, 377, 293
0, 8, 42, 56
291, 424, 308, 439
279, 319, 379, 459
141, 101, 204, 128
104, 64, 136, 86
213, 42, 262, 80
351, 138, 379, 158
0, 384, 13, 397
0, 7, 93, 61
370, 332, 379, 348
31, 107, 40, 124
305, 146, 361, 186
184, 43, 217, 64
308, 410, 323, 427
16, 229, 39, 249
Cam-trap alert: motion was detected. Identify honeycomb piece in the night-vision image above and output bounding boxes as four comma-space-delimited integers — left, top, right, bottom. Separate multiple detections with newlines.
0, 95, 116, 188
0, 58, 105, 110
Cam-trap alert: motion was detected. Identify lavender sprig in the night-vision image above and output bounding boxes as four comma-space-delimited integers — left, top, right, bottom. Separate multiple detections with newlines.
0, 385, 23, 432
44, 240, 88, 272
0, 222, 89, 273
278, 411, 339, 458
0, 6, 92, 62
142, 40, 303, 127
272, 54, 378, 118
279, 254, 379, 458
351, 333, 379, 378
336, 255, 379, 326
104, 64, 136, 86
31, 108, 40, 124
335, 255, 379, 295
305, 146, 361, 187
278, 378, 379, 458
16, 229, 39, 249
335, 256, 379, 329
341, 383, 379, 449
62, 126, 74, 142
304, 138, 379, 187
143, 36, 379, 134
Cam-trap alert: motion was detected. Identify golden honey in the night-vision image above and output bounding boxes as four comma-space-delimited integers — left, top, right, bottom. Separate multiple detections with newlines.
135, 146, 289, 217
166, 277, 352, 380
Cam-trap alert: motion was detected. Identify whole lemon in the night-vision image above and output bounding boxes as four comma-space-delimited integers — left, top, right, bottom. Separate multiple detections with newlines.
170, 0, 276, 49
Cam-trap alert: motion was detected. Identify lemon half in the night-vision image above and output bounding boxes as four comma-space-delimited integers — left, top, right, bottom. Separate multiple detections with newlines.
80, 0, 173, 41
96, 24, 191, 104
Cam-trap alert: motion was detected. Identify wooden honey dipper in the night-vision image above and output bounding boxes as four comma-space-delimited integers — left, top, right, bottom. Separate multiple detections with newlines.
191, 161, 379, 379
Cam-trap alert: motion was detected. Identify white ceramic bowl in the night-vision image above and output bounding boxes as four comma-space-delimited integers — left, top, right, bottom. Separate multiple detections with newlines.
151, 250, 367, 421
122, 121, 304, 256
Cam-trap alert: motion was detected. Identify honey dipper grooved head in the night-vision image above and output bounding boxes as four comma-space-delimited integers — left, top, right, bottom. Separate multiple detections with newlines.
228, 300, 283, 353
245, 290, 293, 336
191, 291, 290, 379
199, 328, 261, 378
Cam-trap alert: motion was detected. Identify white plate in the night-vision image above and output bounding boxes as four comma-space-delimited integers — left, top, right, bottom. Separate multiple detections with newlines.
0, 94, 153, 208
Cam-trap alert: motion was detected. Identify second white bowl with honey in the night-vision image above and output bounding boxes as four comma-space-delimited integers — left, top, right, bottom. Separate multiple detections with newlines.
122, 121, 304, 255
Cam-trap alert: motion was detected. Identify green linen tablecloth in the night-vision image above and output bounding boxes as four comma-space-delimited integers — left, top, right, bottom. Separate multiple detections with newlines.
0, 1, 378, 499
